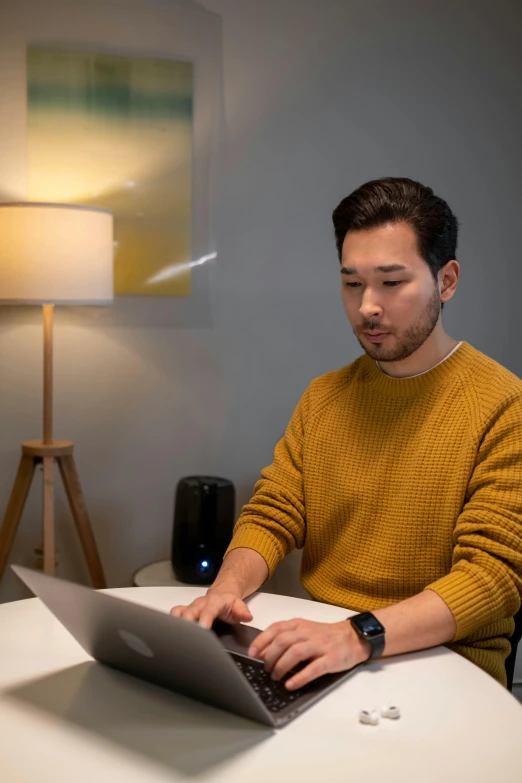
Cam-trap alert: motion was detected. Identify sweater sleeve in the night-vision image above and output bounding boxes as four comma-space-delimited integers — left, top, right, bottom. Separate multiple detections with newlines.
426, 394, 522, 641
224, 386, 310, 577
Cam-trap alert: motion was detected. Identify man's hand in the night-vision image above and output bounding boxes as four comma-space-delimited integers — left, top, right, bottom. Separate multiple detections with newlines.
170, 549, 267, 629
248, 618, 371, 689
170, 591, 253, 629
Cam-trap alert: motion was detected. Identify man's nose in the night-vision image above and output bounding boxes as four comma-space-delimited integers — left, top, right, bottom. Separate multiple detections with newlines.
359, 290, 383, 319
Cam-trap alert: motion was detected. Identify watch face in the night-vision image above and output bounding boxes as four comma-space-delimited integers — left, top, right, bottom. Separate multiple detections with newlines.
354, 612, 385, 638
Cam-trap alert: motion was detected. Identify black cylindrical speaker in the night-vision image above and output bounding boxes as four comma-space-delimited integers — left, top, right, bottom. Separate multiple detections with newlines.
171, 476, 236, 585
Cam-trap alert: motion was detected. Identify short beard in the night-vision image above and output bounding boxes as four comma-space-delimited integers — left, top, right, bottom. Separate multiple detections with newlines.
355, 284, 441, 363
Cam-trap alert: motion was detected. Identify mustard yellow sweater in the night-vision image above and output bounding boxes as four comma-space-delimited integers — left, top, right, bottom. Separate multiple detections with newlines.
227, 341, 522, 685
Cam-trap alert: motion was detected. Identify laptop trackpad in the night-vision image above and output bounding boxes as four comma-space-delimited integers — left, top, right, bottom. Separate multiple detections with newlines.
211, 619, 262, 657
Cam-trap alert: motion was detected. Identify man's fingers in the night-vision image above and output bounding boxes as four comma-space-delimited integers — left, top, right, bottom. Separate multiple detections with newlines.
198, 608, 218, 629
183, 607, 203, 623
198, 597, 253, 629
270, 641, 312, 681
232, 599, 253, 620
248, 628, 278, 658
169, 594, 253, 630
170, 604, 202, 619
248, 620, 298, 658
259, 631, 306, 671
285, 657, 328, 690
170, 597, 206, 622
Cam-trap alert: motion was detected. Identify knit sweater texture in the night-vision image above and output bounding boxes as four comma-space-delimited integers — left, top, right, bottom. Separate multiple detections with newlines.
226, 341, 522, 686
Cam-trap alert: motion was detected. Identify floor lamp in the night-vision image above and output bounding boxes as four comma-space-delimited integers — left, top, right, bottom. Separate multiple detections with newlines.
0, 203, 113, 588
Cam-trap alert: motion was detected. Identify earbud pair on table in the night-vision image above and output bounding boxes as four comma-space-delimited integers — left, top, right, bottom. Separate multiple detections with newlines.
359, 705, 400, 725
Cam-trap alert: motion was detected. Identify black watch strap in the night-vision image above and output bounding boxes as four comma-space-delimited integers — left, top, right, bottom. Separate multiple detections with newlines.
349, 611, 386, 661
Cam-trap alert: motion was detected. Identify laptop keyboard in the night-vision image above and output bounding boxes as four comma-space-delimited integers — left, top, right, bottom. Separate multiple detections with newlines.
231, 653, 322, 713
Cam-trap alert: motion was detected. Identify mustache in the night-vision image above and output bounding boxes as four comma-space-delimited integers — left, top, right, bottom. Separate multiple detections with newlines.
360, 323, 393, 333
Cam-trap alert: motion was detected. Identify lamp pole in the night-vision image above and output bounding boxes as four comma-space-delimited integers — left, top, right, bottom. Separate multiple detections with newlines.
43, 304, 54, 445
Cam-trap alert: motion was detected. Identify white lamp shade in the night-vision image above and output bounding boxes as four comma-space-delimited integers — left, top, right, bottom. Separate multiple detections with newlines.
0, 203, 114, 304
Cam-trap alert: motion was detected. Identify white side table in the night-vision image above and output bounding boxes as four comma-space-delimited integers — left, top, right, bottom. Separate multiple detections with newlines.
132, 559, 200, 588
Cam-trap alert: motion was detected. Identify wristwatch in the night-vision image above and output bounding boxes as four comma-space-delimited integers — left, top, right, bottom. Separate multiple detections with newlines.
349, 612, 386, 661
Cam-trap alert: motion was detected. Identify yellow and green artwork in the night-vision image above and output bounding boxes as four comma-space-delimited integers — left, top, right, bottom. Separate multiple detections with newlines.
27, 46, 193, 296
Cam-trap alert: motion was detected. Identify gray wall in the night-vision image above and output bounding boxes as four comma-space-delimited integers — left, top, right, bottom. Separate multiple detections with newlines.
1, 0, 521, 675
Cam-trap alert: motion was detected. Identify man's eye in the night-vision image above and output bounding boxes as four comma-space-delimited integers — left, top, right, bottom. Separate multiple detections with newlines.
344, 281, 403, 288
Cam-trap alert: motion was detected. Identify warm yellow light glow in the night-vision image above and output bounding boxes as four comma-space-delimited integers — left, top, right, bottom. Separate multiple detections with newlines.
0, 203, 114, 304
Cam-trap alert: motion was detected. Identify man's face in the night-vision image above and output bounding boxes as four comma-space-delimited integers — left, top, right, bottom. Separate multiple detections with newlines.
340, 222, 443, 363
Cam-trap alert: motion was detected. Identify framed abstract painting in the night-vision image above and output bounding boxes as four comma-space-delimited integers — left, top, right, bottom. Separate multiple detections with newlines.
27, 47, 193, 297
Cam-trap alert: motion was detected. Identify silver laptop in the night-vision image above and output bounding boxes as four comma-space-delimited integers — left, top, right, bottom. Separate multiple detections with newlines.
12, 565, 361, 728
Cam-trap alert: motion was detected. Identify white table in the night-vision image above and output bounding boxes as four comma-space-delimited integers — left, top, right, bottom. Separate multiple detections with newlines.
1, 587, 521, 783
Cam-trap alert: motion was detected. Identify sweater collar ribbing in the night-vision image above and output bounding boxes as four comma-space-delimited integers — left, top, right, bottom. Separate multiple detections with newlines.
360, 340, 475, 398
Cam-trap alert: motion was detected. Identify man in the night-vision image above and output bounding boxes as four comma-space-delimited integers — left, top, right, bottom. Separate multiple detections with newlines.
172, 177, 522, 691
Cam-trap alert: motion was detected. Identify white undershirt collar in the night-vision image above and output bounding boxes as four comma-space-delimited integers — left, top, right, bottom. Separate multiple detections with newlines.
376, 341, 463, 378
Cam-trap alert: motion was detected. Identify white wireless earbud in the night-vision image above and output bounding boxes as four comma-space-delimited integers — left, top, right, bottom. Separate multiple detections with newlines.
381, 705, 401, 719
359, 709, 379, 725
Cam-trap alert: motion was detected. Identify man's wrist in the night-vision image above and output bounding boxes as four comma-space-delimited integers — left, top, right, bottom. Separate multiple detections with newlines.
343, 620, 372, 663
206, 579, 242, 598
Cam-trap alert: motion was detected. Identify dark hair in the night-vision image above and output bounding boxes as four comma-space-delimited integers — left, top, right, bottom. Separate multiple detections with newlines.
332, 177, 459, 281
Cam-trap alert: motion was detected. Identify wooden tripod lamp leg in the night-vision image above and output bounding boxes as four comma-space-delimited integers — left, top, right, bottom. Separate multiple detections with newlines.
58, 454, 107, 589
0, 455, 36, 582
41, 303, 56, 575
43, 304, 53, 446
42, 456, 55, 575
